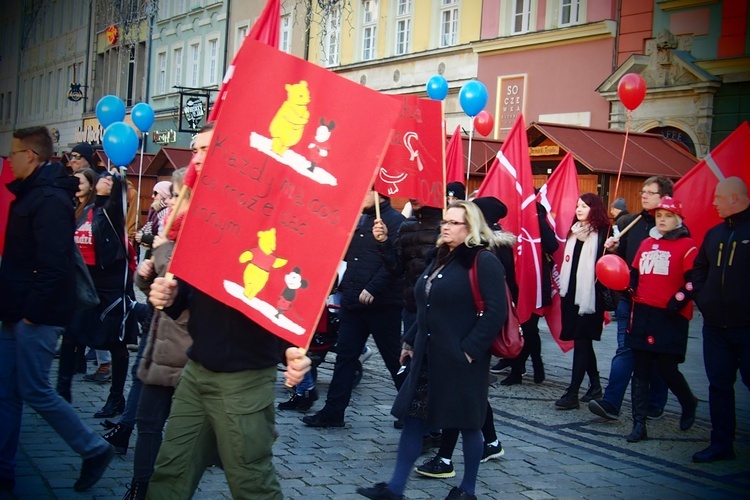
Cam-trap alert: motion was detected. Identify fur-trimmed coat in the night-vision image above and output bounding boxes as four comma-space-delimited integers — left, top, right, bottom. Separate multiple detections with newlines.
392, 244, 507, 429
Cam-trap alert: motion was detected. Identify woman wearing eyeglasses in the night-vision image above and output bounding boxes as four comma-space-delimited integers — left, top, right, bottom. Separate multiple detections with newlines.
360, 200, 507, 500
135, 181, 172, 259
555, 193, 610, 410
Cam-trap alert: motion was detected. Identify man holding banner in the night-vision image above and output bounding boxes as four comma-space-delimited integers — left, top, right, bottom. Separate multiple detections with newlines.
145, 124, 311, 498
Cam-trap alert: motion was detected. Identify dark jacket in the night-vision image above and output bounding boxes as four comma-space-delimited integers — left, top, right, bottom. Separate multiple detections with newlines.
70, 176, 138, 348
380, 205, 441, 312
339, 198, 405, 310
537, 203, 560, 307
613, 209, 631, 230
392, 244, 506, 429
616, 210, 655, 267
693, 206, 750, 329
165, 281, 282, 373
0, 162, 78, 326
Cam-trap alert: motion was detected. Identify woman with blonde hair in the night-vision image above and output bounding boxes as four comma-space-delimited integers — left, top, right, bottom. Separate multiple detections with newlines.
360, 200, 507, 500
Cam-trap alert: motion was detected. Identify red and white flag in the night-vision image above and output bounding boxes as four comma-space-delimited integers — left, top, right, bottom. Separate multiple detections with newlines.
445, 125, 464, 185
374, 96, 444, 208
674, 121, 750, 248
207, 0, 281, 123
476, 114, 542, 324
0, 158, 15, 256
186, 0, 281, 189
535, 152, 578, 352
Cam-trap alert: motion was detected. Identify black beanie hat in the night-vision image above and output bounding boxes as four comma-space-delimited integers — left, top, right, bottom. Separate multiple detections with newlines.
446, 181, 466, 200
474, 196, 508, 224
71, 143, 95, 167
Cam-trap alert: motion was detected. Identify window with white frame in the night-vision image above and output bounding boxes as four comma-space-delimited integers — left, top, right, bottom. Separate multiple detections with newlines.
513, 0, 532, 34
206, 36, 219, 85
559, 0, 581, 26
177, 0, 186, 15
157, 51, 167, 94
395, 0, 412, 55
189, 41, 200, 87
280, 14, 292, 53
440, 0, 459, 47
173, 46, 183, 87
236, 23, 249, 55
322, 7, 341, 67
4, 91, 10, 121
361, 0, 378, 61
54, 68, 61, 111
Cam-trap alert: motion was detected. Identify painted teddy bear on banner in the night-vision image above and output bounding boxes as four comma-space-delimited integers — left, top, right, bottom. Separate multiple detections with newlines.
269, 81, 311, 156
239, 228, 288, 300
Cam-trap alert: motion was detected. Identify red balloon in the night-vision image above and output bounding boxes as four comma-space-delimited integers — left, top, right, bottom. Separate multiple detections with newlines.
473, 110, 494, 136
596, 254, 630, 290
617, 73, 647, 111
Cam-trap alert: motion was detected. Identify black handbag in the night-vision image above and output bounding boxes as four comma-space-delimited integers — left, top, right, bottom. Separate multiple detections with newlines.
596, 281, 620, 311
74, 247, 99, 309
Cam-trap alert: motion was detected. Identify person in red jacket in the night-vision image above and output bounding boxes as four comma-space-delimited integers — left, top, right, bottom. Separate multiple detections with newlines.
625, 197, 698, 443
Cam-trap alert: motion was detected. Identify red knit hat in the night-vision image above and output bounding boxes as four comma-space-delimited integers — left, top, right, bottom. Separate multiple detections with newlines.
650, 196, 683, 218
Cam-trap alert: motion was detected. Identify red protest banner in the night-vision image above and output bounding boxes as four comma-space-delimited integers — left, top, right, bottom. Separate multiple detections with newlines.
168, 41, 402, 347
374, 96, 444, 208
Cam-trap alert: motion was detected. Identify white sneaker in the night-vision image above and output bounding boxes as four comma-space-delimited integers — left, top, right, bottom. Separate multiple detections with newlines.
359, 346, 373, 364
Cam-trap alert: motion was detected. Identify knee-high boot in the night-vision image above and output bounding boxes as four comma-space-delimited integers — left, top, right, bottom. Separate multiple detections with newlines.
627, 378, 648, 443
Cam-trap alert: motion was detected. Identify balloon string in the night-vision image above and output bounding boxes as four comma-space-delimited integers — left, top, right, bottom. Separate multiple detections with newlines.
465, 121, 473, 199
607, 111, 630, 240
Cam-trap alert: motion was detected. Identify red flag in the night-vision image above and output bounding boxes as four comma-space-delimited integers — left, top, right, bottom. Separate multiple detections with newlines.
445, 125, 464, 185
207, 0, 281, 123
168, 41, 402, 347
535, 152, 578, 353
0, 158, 15, 255
674, 121, 750, 248
476, 114, 542, 323
374, 96, 444, 208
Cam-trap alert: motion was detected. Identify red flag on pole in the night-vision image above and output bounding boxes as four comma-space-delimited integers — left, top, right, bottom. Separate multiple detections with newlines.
374, 96, 444, 208
207, 0, 281, 123
535, 152, 578, 352
445, 125, 464, 185
0, 158, 15, 255
674, 121, 750, 248
476, 114, 542, 323
185, 0, 282, 190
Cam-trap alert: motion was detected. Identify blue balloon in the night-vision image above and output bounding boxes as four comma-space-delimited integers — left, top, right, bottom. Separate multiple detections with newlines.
131, 102, 155, 132
426, 75, 449, 101
459, 81, 488, 117
96, 95, 126, 129
103, 122, 139, 167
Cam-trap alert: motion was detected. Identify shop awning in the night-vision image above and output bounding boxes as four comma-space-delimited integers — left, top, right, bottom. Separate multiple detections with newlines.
147, 147, 193, 176
527, 122, 698, 177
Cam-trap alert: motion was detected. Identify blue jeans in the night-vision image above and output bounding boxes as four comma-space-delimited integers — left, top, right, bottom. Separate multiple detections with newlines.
703, 324, 750, 449
602, 299, 668, 414
0, 321, 109, 482
295, 372, 315, 394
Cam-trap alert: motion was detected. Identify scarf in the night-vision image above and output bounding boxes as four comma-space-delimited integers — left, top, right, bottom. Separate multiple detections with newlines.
559, 222, 598, 315
167, 209, 186, 242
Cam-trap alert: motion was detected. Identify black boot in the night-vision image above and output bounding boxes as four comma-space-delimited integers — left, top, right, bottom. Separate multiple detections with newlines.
103, 423, 133, 454
531, 355, 545, 384
278, 387, 318, 411
581, 372, 603, 403
680, 395, 698, 431
626, 378, 648, 443
123, 480, 148, 500
555, 387, 579, 410
94, 394, 126, 419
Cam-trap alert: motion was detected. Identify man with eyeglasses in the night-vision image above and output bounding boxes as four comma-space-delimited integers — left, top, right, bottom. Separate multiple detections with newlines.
68, 142, 97, 174
0, 127, 115, 494
589, 176, 674, 422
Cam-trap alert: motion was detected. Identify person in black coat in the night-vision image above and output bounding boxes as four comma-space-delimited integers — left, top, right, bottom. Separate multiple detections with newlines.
0, 126, 114, 494
555, 193, 609, 410
303, 190, 406, 428
359, 200, 506, 500
691, 177, 750, 463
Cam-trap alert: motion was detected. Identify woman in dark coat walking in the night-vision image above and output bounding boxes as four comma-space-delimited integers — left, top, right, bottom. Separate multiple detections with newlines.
555, 193, 609, 410
625, 197, 698, 442
359, 201, 507, 500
